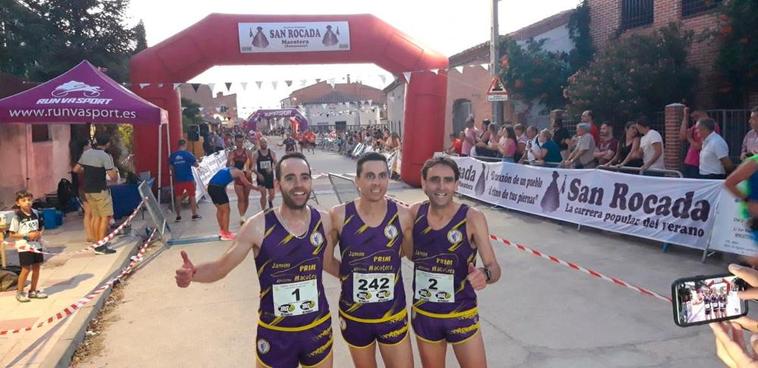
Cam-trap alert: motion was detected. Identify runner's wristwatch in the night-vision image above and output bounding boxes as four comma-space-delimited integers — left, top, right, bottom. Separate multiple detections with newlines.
482, 266, 492, 282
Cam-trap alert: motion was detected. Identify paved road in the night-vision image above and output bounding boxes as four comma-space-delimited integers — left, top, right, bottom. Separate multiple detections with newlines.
77, 142, 749, 367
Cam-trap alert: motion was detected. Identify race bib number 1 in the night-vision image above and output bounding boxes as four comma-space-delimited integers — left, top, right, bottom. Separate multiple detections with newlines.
272, 279, 319, 317
353, 273, 394, 303
414, 269, 455, 303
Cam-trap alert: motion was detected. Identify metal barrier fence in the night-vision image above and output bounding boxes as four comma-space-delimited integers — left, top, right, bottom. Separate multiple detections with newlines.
327, 173, 359, 204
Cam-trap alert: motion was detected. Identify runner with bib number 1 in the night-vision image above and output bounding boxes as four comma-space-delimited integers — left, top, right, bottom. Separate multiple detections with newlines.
330, 152, 415, 368
409, 156, 502, 368
175, 152, 340, 368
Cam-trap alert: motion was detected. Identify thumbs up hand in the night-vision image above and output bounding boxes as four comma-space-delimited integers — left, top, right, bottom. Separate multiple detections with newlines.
175, 250, 196, 288
466, 263, 487, 291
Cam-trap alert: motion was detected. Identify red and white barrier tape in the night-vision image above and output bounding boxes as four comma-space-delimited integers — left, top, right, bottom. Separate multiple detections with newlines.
488, 234, 672, 304
9, 201, 145, 256
386, 196, 671, 304
0, 229, 158, 336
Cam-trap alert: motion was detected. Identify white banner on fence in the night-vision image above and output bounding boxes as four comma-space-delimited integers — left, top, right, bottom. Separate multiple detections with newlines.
193, 151, 228, 201
707, 190, 757, 256
450, 157, 724, 249
238, 22, 351, 53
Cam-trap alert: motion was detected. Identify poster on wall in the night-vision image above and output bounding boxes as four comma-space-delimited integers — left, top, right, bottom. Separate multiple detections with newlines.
707, 190, 757, 257
238, 22, 351, 53
449, 157, 724, 249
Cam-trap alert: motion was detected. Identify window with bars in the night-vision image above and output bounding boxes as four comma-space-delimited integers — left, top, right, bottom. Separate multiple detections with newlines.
621, 0, 654, 31
682, 0, 722, 17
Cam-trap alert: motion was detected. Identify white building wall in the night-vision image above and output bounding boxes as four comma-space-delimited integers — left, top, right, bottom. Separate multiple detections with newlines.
305, 103, 382, 128
385, 82, 406, 135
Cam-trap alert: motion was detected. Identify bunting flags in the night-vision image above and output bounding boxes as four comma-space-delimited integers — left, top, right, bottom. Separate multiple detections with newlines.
121, 62, 495, 93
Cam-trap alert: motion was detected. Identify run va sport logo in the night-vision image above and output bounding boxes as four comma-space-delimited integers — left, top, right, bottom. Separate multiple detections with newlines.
36, 81, 113, 105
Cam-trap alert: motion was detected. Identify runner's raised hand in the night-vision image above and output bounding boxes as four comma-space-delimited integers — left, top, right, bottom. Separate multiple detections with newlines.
467, 263, 487, 291
175, 250, 196, 288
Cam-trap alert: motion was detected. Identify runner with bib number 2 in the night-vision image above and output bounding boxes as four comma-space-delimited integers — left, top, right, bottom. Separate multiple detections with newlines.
330, 152, 415, 368
409, 156, 502, 368
175, 152, 340, 368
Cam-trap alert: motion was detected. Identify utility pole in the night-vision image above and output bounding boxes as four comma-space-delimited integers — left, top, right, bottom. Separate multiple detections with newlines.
490, 0, 503, 123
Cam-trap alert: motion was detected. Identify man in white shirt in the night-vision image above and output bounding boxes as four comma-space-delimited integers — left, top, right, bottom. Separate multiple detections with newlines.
635, 116, 665, 175
697, 118, 733, 179
740, 107, 758, 161
520, 126, 541, 163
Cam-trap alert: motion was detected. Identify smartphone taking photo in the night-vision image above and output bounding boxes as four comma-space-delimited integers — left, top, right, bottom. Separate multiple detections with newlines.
672, 274, 749, 327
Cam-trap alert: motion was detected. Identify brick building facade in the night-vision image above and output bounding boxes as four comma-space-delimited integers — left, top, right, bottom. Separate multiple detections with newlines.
587, 0, 724, 108
281, 81, 385, 130
179, 85, 239, 124
444, 9, 574, 140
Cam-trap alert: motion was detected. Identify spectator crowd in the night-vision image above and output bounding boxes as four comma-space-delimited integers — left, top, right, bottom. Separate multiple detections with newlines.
446, 106, 758, 180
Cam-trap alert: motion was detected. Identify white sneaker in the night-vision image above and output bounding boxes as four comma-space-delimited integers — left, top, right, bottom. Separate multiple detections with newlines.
28, 290, 48, 299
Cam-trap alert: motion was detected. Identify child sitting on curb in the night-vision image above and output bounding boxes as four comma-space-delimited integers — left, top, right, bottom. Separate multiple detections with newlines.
9, 190, 48, 303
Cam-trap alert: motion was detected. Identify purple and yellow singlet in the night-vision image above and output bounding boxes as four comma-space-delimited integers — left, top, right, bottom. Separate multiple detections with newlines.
338, 200, 406, 322
411, 202, 477, 316
254, 207, 331, 331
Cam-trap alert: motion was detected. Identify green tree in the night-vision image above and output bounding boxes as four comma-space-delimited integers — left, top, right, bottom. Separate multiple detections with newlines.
0, 0, 52, 78
568, 0, 594, 72
714, 0, 758, 107
181, 98, 203, 133
133, 20, 148, 53
0, 0, 144, 82
564, 23, 699, 124
498, 37, 571, 113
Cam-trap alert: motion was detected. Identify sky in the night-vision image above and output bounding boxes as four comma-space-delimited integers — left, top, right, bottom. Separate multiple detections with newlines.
126, 0, 581, 116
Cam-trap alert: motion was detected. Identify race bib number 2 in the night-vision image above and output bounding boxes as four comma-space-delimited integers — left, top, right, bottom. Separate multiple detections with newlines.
353, 273, 394, 303
272, 279, 319, 317
414, 270, 455, 303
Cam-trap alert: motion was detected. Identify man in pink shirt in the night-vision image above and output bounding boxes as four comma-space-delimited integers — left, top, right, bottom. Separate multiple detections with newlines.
680, 107, 719, 178
740, 107, 758, 161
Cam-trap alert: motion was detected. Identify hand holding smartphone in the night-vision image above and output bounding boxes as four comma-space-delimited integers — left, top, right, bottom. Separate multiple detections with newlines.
671, 273, 749, 327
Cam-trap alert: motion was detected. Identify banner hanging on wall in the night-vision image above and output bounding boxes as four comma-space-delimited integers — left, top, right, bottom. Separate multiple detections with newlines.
449, 157, 724, 249
238, 22, 351, 53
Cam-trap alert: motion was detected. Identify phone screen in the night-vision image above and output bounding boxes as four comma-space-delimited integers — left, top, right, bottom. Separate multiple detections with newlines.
673, 274, 748, 327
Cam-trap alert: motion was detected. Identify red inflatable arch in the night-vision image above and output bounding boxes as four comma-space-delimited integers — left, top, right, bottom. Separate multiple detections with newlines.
130, 14, 447, 187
